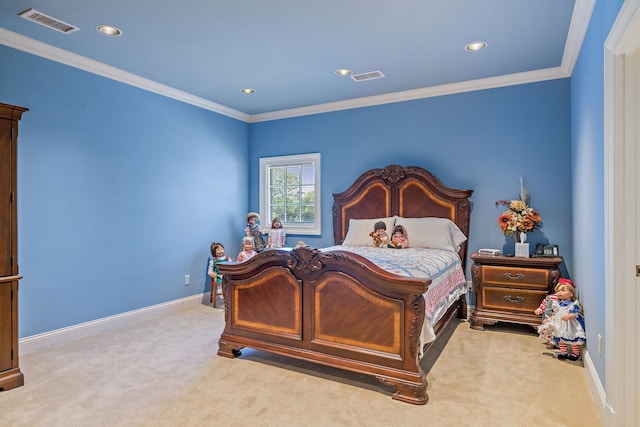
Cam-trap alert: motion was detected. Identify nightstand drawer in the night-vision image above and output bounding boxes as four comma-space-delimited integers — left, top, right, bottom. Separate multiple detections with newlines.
481, 286, 547, 313
481, 265, 549, 290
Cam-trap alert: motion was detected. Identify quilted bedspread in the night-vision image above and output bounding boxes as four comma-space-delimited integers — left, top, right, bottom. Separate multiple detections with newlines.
323, 246, 466, 320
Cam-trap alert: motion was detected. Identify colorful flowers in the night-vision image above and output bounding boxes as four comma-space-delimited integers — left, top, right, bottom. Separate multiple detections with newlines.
496, 178, 542, 236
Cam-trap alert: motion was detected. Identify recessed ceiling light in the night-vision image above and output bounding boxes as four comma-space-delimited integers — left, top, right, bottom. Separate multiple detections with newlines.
241, 88, 255, 94
97, 25, 122, 36
335, 69, 353, 76
465, 42, 487, 52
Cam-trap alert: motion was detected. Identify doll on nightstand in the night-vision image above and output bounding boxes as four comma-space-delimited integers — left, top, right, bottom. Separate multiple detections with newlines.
536, 278, 585, 361
208, 242, 232, 305
244, 212, 266, 252
369, 221, 389, 248
237, 236, 258, 263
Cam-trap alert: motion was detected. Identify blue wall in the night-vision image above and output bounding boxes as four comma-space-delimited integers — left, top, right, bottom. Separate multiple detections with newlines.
3, 4, 620, 371
1, 45, 249, 336
570, 0, 625, 386
250, 80, 573, 279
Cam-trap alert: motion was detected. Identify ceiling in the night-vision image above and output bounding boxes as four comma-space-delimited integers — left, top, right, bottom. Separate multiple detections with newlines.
0, 1, 593, 123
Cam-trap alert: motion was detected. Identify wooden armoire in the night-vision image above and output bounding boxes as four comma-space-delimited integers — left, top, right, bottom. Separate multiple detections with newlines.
0, 103, 27, 391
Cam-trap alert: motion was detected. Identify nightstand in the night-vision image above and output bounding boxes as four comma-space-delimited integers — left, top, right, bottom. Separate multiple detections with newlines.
469, 252, 562, 331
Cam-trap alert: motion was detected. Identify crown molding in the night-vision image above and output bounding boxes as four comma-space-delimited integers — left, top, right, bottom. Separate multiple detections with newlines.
0, 27, 250, 122
561, 0, 596, 76
1, 0, 593, 124
248, 67, 569, 123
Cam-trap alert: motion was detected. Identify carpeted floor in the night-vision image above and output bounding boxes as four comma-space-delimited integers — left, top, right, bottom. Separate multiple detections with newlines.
0, 302, 602, 426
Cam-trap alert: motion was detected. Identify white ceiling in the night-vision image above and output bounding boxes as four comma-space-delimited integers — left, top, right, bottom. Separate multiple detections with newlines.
0, 1, 593, 122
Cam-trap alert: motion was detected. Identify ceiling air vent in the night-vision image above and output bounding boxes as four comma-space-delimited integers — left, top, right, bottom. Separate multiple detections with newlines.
351, 71, 385, 82
18, 8, 79, 34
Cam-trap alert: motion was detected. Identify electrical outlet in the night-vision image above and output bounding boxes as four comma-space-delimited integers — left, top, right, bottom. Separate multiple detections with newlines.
466, 280, 473, 291
184, 274, 190, 286
598, 334, 602, 355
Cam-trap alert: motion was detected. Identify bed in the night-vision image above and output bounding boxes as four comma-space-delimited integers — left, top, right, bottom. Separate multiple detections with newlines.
217, 164, 473, 404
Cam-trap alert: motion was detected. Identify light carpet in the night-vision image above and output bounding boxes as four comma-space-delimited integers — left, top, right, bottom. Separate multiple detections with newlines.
0, 302, 602, 426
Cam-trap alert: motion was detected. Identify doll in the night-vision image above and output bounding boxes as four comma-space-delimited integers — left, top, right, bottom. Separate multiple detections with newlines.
267, 217, 287, 248
208, 242, 232, 304
534, 285, 560, 349
244, 212, 266, 252
237, 236, 258, 263
536, 278, 585, 361
369, 221, 389, 248
389, 224, 409, 248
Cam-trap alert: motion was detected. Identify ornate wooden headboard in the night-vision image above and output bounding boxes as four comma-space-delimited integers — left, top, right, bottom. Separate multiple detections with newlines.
332, 164, 473, 267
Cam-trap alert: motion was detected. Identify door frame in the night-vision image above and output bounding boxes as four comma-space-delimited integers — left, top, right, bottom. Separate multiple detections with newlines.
604, 1, 640, 425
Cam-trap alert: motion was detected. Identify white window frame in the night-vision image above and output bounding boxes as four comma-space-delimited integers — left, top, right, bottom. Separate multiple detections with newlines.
259, 153, 321, 236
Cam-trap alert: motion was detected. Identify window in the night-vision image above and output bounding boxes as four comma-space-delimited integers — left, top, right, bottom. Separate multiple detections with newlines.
259, 153, 321, 235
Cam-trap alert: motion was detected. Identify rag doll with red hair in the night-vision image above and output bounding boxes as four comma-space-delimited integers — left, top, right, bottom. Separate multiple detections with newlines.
537, 278, 585, 361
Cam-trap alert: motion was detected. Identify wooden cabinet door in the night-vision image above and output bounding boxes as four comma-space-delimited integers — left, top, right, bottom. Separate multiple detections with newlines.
0, 117, 12, 277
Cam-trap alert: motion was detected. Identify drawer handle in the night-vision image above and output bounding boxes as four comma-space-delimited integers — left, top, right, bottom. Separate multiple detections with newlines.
503, 295, 525, 303
503, 272, 525, 280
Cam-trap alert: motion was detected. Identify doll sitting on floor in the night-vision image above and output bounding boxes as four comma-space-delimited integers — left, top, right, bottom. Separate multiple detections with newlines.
536, 278, 585, 361
369, 221, 390, 248
534, 285, 560, 349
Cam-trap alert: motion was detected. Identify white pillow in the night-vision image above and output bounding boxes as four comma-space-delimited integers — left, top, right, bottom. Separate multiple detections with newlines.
342, 217, 397, 246
394, 217, 467, 252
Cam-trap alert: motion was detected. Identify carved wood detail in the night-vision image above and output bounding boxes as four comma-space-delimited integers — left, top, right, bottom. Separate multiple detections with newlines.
408, 294, 426, 356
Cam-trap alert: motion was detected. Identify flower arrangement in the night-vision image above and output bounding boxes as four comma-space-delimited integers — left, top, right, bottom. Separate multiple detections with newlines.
495, 178, 542, 238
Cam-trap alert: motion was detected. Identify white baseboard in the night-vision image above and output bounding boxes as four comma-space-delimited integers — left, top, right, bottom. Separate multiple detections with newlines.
19, 293, 206, 355
582, 349, 615, 426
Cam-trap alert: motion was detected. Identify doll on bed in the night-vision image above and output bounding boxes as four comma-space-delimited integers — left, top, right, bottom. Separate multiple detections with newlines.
389, 224, 409, 248
369, 221, 390, 248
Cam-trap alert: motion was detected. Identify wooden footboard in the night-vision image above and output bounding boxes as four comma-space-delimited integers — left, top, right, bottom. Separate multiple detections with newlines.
218, 246, 433, 404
